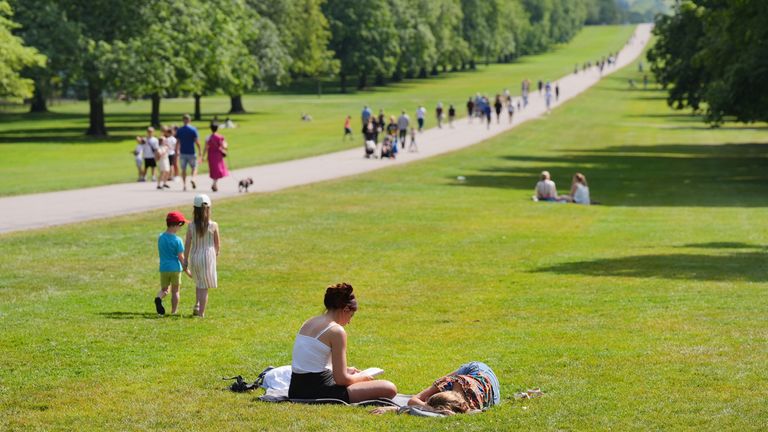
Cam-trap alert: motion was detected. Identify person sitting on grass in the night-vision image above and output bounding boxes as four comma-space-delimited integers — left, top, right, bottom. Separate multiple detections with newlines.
533, 170, 558, 202
371, 361, 500, 415
288, 283, 397, 403
558, 172, 591, 205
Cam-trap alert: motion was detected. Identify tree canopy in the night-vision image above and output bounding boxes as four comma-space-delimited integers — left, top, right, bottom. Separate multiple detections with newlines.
647, 0, 768, 125
0, 1, 45, 101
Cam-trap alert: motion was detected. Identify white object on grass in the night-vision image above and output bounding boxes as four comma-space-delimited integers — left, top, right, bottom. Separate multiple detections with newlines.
360, 367, 384, 377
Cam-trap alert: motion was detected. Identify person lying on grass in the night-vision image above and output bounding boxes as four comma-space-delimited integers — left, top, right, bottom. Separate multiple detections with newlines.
288, 283, 397, 403
371, 361, 500, 415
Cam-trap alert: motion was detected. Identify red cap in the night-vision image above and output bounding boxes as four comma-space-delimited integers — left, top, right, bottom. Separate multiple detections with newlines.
166, 211, 188, 225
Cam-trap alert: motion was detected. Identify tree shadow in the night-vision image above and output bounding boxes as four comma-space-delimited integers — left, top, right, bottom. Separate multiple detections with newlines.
678, 242, 767, 250
449, 142, 768, 207
535, 251, 768, 282
98, 312, 162, 320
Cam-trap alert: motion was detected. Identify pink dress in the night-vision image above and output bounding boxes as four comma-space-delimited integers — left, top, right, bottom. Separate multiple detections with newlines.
206, 133, 229, 180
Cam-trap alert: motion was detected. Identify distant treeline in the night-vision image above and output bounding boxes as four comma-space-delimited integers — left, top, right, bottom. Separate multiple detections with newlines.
3, 0, 654, 135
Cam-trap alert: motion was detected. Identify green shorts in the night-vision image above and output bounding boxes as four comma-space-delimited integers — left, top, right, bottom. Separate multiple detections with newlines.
160, 272, 182, 288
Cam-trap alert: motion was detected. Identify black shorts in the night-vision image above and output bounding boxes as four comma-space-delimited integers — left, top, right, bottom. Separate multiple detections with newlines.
144, 158, 156, 168
288, 370, 349, 402
399, 129, 407, 140
168, 154, 177, 165
344, 127, 352, 135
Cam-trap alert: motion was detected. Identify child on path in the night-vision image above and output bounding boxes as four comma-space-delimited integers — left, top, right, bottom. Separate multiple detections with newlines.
184, 194, 220, 318
344, 115, 353, 140
156, 137, 171, 190
133, 138, 144, 182
155, 211, 190, 315
408, 127, 418, 152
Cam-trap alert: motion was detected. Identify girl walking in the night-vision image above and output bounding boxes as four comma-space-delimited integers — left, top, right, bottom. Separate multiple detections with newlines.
203, 123, 229, 192
184, 194, 220, 317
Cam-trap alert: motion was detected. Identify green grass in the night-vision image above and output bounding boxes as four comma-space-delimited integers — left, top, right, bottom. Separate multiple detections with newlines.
0, 25, 634, 197
2, 46, 768, 430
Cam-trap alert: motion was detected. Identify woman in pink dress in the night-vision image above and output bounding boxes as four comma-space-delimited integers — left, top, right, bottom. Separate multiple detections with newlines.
203, 123, 229, 192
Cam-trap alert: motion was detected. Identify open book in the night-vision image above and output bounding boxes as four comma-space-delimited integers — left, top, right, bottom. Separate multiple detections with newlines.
360, 367, 384, 378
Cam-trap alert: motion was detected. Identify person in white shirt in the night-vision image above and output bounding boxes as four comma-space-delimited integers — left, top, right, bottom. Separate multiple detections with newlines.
533, 171, 558, 201
163, 126, 178, 179
133, 138, 144, 182
559, 172, 590, 205
141, 127, 160, 181
416, 106, 427, 132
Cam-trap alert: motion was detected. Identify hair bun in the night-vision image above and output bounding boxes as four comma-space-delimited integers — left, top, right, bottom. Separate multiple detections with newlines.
324, 283, 357, 311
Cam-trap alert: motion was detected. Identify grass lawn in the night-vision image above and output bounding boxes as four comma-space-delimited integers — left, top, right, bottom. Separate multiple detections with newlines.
2, 49, 768, 430
0, 25, 634, 197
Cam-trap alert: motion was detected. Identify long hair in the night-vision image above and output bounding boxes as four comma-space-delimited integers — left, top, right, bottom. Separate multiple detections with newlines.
574, 172, 587, 186
427, 391, 470, 415
193, 205, 210, 237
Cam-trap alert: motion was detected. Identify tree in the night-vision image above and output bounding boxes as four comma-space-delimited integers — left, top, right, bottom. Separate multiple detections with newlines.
648, 0, 768, 124
429, 0, 470, 71
11, 0, 78, 112
390, 0, 438, 79
323, 0, 400, 91
0, 0, 45, 101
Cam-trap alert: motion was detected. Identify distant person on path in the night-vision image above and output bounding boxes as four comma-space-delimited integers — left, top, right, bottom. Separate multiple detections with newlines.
141, 127, 160, 182
466, 97, 475, 123
555, 83, 560, 101
377, 109, 386, 133
507, 100, 515, 124
344, 115, 353, 141
202, 123, 229, 192
545, 82, 553, 113
155, 136, 172, 190
363, 118, 377, 158
417, 106, 426, 132
408, 127, 418, 152
558, 173, 590, 205
448, 104, 456, 128
184, 194, 219, 318
537, 80, 543, 95
493, 96, 502, 124
177, 114, 201, 192
288, 283, 398, 403
361, 106, 372, 126
371, 361, 500, 415
436, 102, 444, 129
165, 126, 179, 180
533, 171, 558, 201
386, 116, 399, 152
154, 211, 189, 316
521, 79, 530, 107
133, 138, 144, 182
483, 100, 492, 130
397, 111, 410, 145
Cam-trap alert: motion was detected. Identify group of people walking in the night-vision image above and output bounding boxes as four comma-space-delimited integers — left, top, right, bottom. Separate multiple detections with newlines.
133, 114, 229, 192
356, 107, 419, 159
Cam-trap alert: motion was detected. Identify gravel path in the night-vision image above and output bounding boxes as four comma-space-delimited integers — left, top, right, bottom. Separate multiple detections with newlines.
0, 24, 652, 234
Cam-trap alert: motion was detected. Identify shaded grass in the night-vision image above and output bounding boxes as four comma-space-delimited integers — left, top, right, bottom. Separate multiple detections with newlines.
0, 26, 634, 196
1, 45, 768, 430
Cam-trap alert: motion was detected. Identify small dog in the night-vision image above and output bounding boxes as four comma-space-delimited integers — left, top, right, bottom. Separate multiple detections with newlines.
238, 177, 254, 193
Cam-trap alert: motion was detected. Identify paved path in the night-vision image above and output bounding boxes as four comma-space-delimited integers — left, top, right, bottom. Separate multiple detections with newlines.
0, 24, 652, 234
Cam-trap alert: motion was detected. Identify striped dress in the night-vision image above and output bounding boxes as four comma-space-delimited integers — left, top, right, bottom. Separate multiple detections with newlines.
188, 221, 218, 289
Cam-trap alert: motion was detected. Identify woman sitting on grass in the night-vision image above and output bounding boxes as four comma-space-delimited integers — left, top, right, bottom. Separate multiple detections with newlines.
558, 172, 591, 205
372, 361, 500, 415
288, 283, 397, 403
533, 170, 558, 201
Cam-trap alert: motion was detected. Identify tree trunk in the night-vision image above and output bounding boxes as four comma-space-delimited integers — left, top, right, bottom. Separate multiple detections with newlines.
357, 73, 368, 89
340, 73, 347, 93
150, 92, 161, 127
469, 60, 476, 70
317, 79, 322, 97
430, 65, 439, 76
30, 81, 48, 113
418, 67, 427, 79
229, 95, 246, 114
86, 81, 107, 136
194, 94, 202, 121
374, 73, 384, 86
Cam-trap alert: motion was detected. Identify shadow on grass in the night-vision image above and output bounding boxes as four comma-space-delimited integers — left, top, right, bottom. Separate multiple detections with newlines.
98, 312, 161, 320
535, 251, 768, 282
450, 142, 768, 207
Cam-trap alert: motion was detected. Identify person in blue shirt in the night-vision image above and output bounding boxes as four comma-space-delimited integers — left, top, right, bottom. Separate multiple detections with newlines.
176, 114, 201, 191
155, 211, 191, 315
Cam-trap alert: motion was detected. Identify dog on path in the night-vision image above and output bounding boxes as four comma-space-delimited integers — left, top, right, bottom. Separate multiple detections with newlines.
238, 177, 254, 193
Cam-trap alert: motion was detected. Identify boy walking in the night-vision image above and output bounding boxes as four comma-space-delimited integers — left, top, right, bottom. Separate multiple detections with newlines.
155, 211, 189, 315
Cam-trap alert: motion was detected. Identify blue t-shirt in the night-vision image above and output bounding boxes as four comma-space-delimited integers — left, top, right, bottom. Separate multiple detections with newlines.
158, 232, 184, 272
176, 125, 198, 155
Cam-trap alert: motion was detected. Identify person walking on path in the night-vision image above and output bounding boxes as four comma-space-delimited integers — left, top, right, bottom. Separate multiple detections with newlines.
361, 106, 372, 126
343, 116, 353, 141
184, 194, 219, 318
521, 79, 530, 107
177, 114, 201, 192
436, 102, 444, 129
448, 104, 456, 128
493, 96, 503, 124
545, 81, 553, 113
165, 126, 178, 180
132, 138, 144, 182
155, 136, 171, 190
397, 111, 409, 146
507, 100, 515, 124
537, 80, 543, 95
466, 97, 474, 124
154, 211, 189, 315
483, 99, 492, 130
408, 127, 418, 152
416, 106, 426, 132
202, 123, 229, 192
555, 83, 560, 102
141, 127, 160, 182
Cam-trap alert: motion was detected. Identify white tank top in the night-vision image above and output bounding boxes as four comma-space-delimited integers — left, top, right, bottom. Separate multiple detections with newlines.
291, 322, 338, 374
